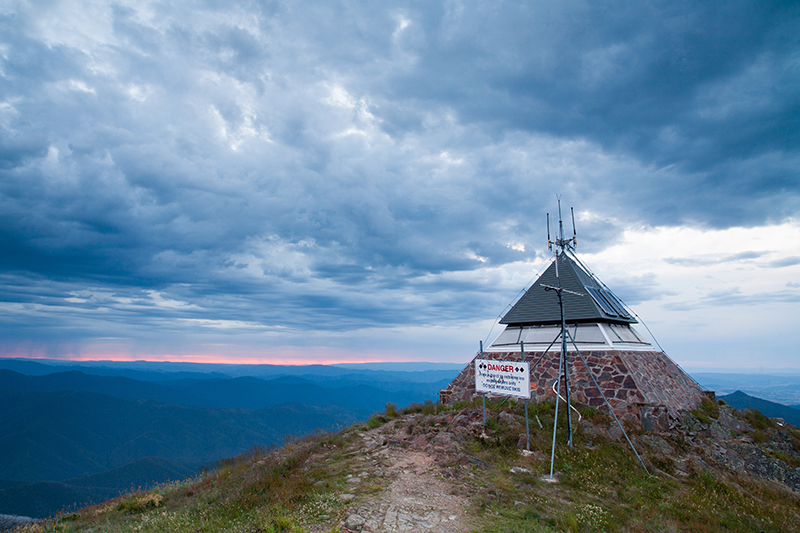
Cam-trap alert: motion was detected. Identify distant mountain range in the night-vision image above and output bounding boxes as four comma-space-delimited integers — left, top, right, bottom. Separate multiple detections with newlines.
0, 369, 452, 413
692, 372, 800, 406
717, 390, 800, 428
0, 358, 463, 518
0, 358, 463, 383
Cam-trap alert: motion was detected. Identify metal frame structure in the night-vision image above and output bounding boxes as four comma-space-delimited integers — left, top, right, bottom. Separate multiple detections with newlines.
539, 200, 649, 479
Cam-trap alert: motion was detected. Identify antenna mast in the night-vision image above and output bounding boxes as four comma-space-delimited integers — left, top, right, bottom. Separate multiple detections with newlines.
544, 198, 578, 478
540, 203, 648, 476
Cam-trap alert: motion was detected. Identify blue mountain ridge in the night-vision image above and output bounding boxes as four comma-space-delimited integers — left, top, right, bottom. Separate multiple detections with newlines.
0, 362, 460, 518
718, 390, 800, 428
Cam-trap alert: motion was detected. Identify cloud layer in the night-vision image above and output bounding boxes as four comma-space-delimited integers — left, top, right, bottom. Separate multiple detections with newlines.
1, 0, 798, 364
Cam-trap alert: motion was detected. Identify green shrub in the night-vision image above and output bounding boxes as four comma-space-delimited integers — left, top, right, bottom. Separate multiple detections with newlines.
691, 397, 719, 424
400, 402, 423, 415
699, 397, 719, 419
117, 493, 163, 513
692, 410, 711, 425
745, 409, 775, 431
400, 399, 437, 416
367, 414, 387, 429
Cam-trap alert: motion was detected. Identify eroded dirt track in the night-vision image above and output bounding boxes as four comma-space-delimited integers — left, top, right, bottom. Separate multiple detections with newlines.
330, 414, 481, 533
345, 449, 472, 533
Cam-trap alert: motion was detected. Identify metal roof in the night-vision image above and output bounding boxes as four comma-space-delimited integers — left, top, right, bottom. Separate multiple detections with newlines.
499, 253, 637, 326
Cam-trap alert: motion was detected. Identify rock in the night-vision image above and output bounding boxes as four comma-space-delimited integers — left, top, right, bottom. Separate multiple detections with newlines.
411, 434, 429, 447
703, 420, 733, 440
580, 421, 607, 438
344, 513, 366, 531
510, 466, 531, 474
690, 456, 713, 473
641, 435, 674, 455
520, 449, 546, 461
717, 407, 749, 433
499, 411, 520, 426
466, 455, 489, 468
339, 493, 356, 501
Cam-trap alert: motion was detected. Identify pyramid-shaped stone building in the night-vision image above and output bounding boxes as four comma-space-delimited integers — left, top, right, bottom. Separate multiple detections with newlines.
440, 252, 707, 428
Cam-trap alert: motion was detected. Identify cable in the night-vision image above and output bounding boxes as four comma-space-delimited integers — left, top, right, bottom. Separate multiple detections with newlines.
483, 257, 553, 347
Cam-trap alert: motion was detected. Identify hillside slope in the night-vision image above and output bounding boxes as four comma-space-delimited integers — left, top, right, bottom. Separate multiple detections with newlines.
18, 399, 800, 533
0, 389, 360, 483
0, 458, 197, 519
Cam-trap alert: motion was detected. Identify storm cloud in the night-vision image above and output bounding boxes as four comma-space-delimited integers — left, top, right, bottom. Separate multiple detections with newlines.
1, 0, 798, 364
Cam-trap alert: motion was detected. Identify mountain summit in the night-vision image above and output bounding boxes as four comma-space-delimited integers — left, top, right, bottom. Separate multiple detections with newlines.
16, 397, 800, 533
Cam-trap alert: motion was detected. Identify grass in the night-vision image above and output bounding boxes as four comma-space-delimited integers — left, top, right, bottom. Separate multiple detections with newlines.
451, 398, 800, 533
20, 400, 800, 533
692, 397, 720, 424
745, 408, 776, 431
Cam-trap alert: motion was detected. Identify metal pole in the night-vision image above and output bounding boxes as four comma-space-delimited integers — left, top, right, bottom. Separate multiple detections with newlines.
521, 340, 530, 451
480, 340, 486, 428
560, 287, 573, 448
549, 328, 564, 480
525, 399, 530, 451
554, 251, 574, 448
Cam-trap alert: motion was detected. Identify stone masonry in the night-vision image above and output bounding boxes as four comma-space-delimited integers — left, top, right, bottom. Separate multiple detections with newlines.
440, 349, 706, 425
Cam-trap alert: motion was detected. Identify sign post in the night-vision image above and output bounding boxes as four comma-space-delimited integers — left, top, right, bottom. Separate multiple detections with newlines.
475, 359, 531, 399
475, 357, 532, 448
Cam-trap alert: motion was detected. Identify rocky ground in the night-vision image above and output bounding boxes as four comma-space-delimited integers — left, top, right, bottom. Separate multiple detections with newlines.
316, 402, 800, 532
314, 411, 482, 533
14, 400, 800, 533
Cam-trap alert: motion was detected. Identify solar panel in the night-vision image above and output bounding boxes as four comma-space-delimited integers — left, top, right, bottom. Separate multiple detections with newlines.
600, 289, 631, 318
585, 287, 618, 316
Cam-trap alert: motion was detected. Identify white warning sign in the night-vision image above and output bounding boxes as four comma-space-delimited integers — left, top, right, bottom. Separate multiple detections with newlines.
475, 359, 531, 399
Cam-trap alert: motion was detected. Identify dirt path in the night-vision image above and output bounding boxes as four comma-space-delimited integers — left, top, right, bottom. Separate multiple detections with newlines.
338, 423, 475, 533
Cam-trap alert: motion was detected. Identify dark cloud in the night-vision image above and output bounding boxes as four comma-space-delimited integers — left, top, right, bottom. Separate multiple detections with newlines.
0, 0, 797, 357
366, 1, 800, 226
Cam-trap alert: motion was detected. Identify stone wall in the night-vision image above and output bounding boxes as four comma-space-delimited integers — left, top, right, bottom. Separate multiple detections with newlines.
440, 349, 706, 424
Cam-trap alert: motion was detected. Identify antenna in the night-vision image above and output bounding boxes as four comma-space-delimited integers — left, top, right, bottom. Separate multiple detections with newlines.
571, 207, 577, 246
550, 198, 576, 255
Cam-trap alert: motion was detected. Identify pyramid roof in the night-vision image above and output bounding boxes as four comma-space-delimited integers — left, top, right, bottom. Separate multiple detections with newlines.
500, 252, 637, 326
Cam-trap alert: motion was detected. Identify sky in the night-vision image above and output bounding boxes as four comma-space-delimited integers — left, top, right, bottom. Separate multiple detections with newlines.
1, 0, 798, 369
